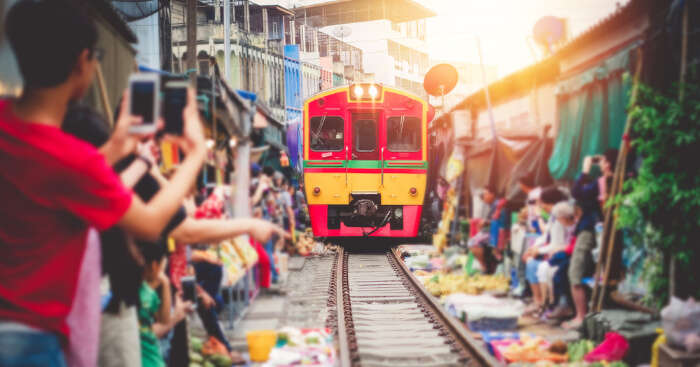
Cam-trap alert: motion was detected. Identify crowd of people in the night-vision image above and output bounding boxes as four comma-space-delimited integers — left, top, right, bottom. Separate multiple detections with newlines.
0, 1, 295, 366
467, 148, 619, 330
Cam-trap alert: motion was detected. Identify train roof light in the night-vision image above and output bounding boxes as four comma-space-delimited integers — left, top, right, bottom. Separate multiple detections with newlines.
353, 85, 364, 98
368, 85, 379, 98
349, 83, 382, 101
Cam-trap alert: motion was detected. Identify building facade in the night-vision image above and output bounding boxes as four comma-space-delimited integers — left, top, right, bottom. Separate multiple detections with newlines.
294, 0, 435, 97
170, 0, 364, 122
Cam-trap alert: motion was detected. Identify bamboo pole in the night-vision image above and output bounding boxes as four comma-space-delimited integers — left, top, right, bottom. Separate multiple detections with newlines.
591, 48, 643, 312
670, 0, 689, 298
95, 63, 114, 127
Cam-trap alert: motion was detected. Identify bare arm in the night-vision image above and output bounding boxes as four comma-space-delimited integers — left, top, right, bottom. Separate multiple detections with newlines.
117, 89, 206, 241
251, 177, 269, 206
286, 206, 295, 231
147, 273, 171, 327
153, 295, 191, 338
119, 159, 150, 188
149, 163, 170, 187
170, 217, 289, 245
117, 146, 205, 241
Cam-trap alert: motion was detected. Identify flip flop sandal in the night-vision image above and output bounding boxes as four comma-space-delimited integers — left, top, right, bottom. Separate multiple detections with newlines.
561, 320, 583, 330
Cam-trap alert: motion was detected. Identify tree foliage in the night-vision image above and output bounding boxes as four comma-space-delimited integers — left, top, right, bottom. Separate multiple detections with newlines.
616, 75, 700, 308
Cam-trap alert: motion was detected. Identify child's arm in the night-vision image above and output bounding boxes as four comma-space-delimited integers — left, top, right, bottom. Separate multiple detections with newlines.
155, 273, 172, 326
153, 295, 192, 338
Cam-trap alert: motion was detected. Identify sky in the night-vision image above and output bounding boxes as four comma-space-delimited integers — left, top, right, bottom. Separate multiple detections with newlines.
422, 0, 628, 78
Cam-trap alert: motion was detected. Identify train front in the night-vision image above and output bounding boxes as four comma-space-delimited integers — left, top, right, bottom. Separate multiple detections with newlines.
302, 83, 429, 238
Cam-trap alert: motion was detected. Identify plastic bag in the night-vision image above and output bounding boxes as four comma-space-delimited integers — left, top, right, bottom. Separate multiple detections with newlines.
584, 332, 629, 362
661, 297, 700, 353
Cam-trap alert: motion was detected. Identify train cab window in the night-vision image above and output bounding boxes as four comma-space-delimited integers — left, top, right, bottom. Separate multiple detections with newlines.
353, 119, 377, 152
310, 116, 344, 151
387, 116, 421, 152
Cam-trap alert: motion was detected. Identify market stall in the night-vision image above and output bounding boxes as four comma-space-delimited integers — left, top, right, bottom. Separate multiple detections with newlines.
398, 245, 635, 366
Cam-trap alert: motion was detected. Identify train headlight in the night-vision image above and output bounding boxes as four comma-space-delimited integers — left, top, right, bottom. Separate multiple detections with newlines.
368, 85, 379, 98
313, 187, 321, 195
353, 85, 364, 98
409, 187, 418, 196
393, 208, 402, 218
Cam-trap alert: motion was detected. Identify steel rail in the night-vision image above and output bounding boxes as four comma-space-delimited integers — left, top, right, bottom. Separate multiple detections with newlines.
335, 247, 352, 367
390, 247, 503, 367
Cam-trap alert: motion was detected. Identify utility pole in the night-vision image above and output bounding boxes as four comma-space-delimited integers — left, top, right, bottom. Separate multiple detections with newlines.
244, 0, 250, 33
224, 0, 230, 83
187, 0, 197, 85
476, 36, 496, 138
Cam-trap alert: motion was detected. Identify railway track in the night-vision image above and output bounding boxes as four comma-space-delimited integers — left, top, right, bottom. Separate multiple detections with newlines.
329, 247, 501, 367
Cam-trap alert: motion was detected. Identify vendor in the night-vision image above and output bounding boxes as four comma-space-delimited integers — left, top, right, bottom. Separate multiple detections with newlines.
522, 187, 569, 317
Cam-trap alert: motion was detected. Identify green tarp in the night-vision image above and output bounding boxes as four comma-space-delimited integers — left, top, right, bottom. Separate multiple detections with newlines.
548, 43, 638, 180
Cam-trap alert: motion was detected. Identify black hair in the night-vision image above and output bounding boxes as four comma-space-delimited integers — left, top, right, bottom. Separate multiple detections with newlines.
62, 103, 111, 147
480, 185, 496, 199
5, 0, 98, 88
603, 148, 618, 171
138, 241, 168, 265
262, 166, 275, 177
540, 186, 568, 205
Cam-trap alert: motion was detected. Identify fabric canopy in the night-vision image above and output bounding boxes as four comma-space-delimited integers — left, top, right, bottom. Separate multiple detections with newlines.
465, 135, 553, 207
548, 43, 638, 180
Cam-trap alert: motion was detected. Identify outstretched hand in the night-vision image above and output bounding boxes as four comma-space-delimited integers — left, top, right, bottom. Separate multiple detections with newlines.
247, 219, 291, 244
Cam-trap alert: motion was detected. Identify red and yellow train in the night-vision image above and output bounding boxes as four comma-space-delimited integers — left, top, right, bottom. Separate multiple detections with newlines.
302, 83, 434, 238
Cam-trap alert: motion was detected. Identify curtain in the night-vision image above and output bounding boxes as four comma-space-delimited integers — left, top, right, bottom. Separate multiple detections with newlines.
548, 44, 636, 180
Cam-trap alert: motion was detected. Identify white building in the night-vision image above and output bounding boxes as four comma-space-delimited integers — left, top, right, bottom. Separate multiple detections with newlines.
293, 0, 435, 97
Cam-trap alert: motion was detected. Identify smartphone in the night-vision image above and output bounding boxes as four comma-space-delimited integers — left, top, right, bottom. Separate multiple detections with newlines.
164, 80, 188, 135
128, 73, 160, 134
591, 156, 600, 164
181, 276, 196, 303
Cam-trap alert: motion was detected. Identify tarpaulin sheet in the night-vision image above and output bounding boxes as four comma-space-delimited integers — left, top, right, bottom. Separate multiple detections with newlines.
465, 135, 553, 207
548, 44, 637, 180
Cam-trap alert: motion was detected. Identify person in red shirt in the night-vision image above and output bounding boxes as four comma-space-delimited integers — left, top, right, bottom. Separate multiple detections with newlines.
0, 1, 207, 366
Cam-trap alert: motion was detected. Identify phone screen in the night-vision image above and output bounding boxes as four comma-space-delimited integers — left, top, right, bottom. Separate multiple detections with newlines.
131, 81, 155, 123
181, 276, 196, 303
164, 86, 186, 135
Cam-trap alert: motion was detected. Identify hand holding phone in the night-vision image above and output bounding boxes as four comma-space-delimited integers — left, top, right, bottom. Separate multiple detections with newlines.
166, 88, 206, 154
128, 73, 160, 134
164, 80, 188, 135
181, 275, 196, 303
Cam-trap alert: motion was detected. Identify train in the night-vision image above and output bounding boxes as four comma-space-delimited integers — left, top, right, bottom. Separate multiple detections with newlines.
298, 83, 435, 238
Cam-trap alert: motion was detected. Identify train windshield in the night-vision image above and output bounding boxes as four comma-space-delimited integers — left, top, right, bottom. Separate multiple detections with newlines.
354, 119, 377, 152
310, 116, 344, 151
387, 116, 421, 152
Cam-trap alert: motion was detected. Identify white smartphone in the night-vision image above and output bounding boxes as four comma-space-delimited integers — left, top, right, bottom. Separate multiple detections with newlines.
128, 73, 160, 134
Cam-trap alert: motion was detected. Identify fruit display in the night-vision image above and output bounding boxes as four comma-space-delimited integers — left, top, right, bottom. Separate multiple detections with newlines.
423, 273, 509, 297
296, 229, 317, 256
230, 236, 258, 267
209, 243, 244, 286
497, 336, 569, 364
568, 340, 595, 362
189, 336, 232, 367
